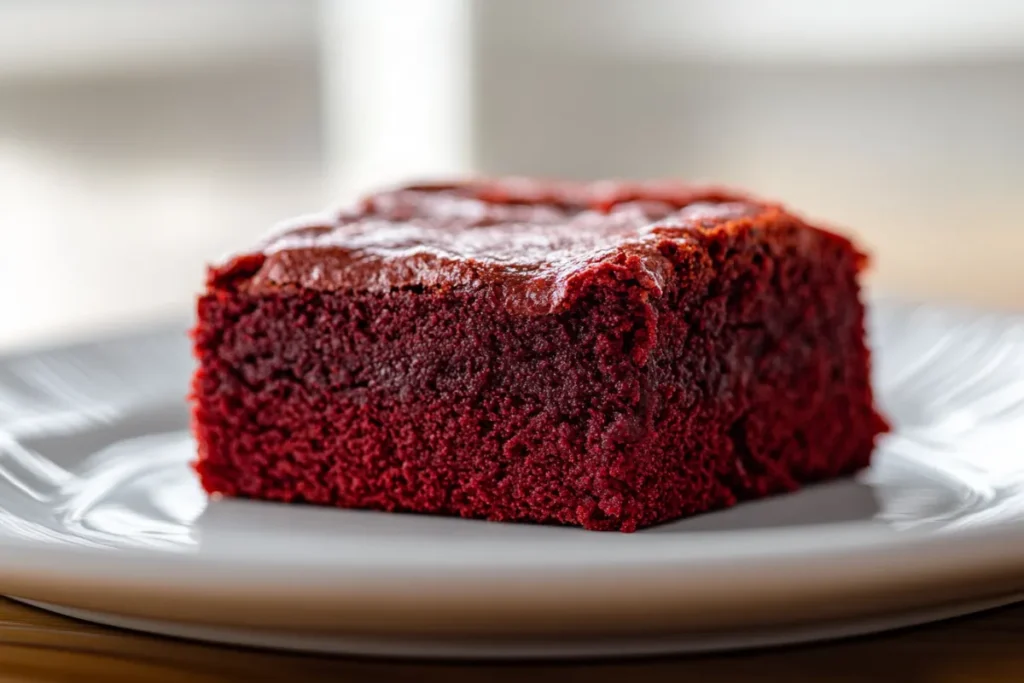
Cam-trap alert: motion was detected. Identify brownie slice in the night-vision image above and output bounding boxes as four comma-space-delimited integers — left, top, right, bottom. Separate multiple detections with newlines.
191, 179, 888, 531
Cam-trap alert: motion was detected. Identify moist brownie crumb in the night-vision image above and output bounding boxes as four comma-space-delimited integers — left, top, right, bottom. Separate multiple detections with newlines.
191, 179, 888, 531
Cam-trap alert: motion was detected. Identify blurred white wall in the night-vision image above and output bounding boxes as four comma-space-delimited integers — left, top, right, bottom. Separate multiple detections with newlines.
319, 0, 473, 194
0, 0, 316, 79
0, 1, 324, 350
485, 0, 1024, 63
0, 0, 1022, 351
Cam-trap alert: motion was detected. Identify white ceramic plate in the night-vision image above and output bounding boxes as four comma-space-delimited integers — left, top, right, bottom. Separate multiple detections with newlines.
1, 299, 1023, 659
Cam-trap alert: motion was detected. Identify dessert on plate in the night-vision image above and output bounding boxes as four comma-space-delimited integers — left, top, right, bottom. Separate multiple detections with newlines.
191, 179, 888, 531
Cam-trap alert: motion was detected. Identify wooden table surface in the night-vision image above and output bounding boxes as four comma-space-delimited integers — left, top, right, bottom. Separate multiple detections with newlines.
1, 597, 1022, 682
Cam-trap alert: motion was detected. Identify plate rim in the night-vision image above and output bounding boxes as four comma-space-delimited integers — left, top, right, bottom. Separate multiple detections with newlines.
15, 591, 1024, 659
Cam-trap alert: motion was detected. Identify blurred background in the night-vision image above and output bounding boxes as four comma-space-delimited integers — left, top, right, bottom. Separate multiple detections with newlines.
1, 0, 1022, 351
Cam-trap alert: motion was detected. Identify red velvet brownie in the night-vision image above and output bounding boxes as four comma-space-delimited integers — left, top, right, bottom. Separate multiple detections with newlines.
191, 179, 888, 531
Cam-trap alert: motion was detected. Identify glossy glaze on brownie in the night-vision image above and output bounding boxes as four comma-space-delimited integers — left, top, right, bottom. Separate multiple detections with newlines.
193, 180, 888, 531
226, 182, 762, 313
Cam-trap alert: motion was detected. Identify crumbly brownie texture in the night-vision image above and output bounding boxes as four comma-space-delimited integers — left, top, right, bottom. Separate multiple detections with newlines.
191, 180, 888, 531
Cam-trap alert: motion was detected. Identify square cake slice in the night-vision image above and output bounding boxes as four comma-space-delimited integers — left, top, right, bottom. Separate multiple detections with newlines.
191, 180, 888, 531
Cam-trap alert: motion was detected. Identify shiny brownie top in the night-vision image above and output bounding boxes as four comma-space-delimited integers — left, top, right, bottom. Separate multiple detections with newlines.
212, 180, 776, 314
